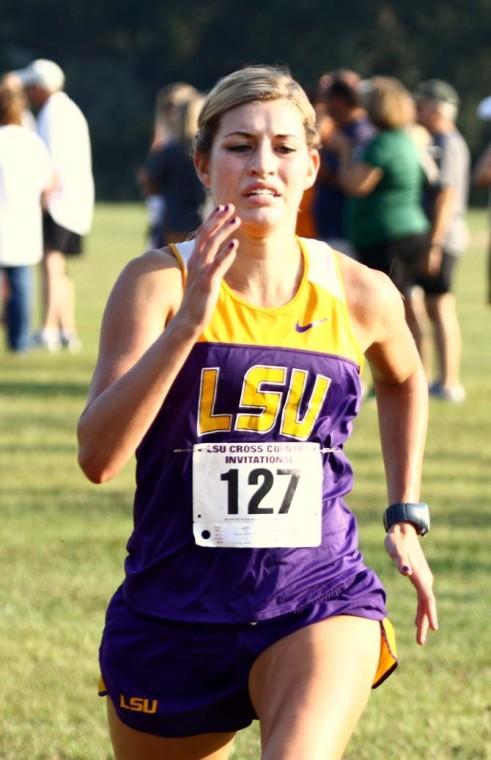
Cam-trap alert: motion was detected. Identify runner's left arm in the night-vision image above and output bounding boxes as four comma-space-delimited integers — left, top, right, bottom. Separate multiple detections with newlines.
364, 275, 437, 645
338, 260, 437, 645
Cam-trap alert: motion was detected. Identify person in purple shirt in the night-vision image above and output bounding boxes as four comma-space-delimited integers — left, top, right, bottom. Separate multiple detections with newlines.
78, 65, 437, 760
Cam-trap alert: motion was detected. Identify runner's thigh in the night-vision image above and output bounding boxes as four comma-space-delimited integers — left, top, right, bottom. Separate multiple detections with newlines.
107, 699, 235, 760
248, 615, 380, 760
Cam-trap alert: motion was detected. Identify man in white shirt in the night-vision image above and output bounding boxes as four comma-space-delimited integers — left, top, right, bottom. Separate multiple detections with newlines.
17, 59, 94, 351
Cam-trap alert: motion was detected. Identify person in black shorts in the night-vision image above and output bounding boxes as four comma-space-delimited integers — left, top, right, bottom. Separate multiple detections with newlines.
36, 212, 83, 350
43, 213, 82, 257
329, 76, 430, 298
17, 58, 94, 352
411, 80, 470, 402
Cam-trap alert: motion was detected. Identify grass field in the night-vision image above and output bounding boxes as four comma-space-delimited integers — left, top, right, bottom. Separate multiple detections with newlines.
1, 204, 490, 759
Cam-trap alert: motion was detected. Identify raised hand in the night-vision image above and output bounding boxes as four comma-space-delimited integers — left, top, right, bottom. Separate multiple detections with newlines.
176, 204, 241, 333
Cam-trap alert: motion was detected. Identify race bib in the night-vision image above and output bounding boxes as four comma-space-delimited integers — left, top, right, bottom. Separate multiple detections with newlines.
192, 442, 323, 548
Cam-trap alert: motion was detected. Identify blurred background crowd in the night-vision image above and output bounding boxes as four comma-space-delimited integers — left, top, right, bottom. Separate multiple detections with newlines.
1, 0, 491, 406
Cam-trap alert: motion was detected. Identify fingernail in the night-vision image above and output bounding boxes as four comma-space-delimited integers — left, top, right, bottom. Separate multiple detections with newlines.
215, 205, 224, 213
228, 216, 238, 225
401, 565, 411, 574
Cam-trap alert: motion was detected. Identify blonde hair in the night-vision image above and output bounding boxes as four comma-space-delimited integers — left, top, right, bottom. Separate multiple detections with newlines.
363, 76, 415, 130
195, 65, 319, 156
0, 84, 23, 126
153, 82, 199, 146
155, 82, 198, 118
176, 94, 205, 145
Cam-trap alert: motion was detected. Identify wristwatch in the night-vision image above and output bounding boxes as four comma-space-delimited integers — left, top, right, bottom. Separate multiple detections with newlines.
383, 502, 430, 536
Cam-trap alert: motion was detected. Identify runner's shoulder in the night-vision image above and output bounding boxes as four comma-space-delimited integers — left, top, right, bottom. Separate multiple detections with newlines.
336, 252, 404, 331
108, 246, 184, 318
125, 246, 182, 276
119, 246, 183, 290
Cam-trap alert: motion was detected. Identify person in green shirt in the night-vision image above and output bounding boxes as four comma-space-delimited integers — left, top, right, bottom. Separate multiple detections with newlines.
328, 76, 431, 295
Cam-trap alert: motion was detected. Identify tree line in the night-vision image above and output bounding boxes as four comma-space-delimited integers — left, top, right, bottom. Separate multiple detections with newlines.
2, 0, 490, 200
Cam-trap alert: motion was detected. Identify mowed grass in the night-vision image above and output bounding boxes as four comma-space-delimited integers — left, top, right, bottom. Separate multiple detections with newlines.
1, 204, 490, 759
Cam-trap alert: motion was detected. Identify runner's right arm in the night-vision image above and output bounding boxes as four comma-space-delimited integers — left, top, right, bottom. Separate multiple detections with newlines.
77, 205, 239, 483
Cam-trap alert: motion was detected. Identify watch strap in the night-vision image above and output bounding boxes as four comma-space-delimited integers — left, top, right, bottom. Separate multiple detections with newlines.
383, 502, 430, 536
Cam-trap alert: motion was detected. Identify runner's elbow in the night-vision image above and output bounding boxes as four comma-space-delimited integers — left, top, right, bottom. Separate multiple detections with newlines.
77, 445, 117, 484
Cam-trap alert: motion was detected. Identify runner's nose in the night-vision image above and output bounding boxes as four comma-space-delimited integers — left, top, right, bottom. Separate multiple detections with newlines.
249, 141, 276, 176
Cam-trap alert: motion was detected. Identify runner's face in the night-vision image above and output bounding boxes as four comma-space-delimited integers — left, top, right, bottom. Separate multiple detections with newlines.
197, 98, 319, 235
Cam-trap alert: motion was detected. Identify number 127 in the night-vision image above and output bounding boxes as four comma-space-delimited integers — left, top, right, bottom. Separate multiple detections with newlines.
220, 468, 300, 515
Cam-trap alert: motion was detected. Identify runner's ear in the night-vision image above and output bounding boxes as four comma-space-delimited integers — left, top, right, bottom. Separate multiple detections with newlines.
194, 153, 211, 189
303, 149, 320, 190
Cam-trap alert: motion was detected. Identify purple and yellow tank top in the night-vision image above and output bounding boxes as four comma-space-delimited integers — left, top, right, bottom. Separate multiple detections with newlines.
123, 238, 385, 623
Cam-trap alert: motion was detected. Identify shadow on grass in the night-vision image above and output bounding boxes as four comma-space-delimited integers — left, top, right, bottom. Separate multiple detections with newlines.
0, 380, 88, 398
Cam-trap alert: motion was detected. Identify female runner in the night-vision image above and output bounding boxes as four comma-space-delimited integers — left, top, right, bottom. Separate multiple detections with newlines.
78, 65, 437, 760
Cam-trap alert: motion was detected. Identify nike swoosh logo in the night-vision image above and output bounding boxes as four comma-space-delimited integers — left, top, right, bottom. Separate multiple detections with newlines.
295, 318, 328, 333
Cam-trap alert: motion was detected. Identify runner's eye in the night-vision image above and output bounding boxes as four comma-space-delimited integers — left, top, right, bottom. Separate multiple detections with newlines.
276, 145, 296, 154
226, 144, 251, 153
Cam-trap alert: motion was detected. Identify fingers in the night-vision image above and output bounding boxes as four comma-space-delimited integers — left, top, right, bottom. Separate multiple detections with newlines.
192, 204, 241, 264
416, 611, 430, 646
384, 529, 438, 645
200, 203, 234, 238
211, 238, 239, 279
406, 555, 438, 645
415, 592, 438, 645
427, 592, 439, 631
414, 589, 438, 646
176, 205, 241, 332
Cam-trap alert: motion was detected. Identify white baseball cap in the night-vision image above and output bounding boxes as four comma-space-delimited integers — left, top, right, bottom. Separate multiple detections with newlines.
477, 96, 491, 121
15, 59, 65, 92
